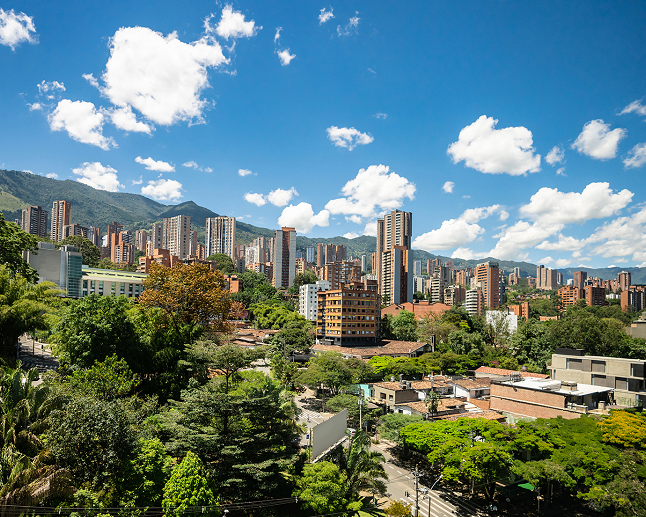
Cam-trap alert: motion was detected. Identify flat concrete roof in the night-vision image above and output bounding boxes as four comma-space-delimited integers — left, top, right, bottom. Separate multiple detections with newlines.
552, 352, 646, 364
500, 378, 613, 396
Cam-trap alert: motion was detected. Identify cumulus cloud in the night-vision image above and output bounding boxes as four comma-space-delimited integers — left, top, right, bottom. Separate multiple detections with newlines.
586, 207, 646, 262
182, 161, 212, 172
83, 73, 99, 88
373, 113, 388, 119
447, 115, 541, 175
325, 164, 416, 218
571, 119, 627, 160
48, 99, 115, 150
319, 8, 334, 24
442, 181, 455, 193
624, 143, 646, 169
557, 167, 566, 176
268, 187, 298, 206
212, 5, 259, 40
486, 221, 562, 261
346, 215, 362, 224
238, 168, 253, 176
277, 49, 296, 66
278, 203, 330, 233
28, 102, 42, 111
37, 80, 65, 94
326, 126, 373, 150
344, 232, 359, 239
141, 178, 182, 201
45, 172, 58, 179
337, 14, 359, 36
619, 100, 646, 117
0, 9, 37, 50
135, 156, 175, 172
131, 176, 143, 185
451, 247, 480, 260
412, 204, 504, 252
519, 182, 633, 226
72, 162, 123, 192
536, 234, 585, 251
363, 221, 377, 237
109, 106, 153, 133
101, 26, 228, 126
244, 192, 266, 206
546, 145, 565, 165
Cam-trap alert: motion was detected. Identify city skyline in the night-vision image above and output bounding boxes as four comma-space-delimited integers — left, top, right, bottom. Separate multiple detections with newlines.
2, 2, 646, 269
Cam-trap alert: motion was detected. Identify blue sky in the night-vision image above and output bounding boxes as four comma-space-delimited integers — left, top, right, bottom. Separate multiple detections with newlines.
1, 1, 646, 268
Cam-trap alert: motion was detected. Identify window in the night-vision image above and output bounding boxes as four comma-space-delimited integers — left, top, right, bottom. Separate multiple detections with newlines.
616, 378, 629, 391
567, 358, 582, 370
591, 360, 606, 373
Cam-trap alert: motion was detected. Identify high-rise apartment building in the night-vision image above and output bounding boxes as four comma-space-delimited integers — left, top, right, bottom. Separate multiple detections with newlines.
376, 209, 413, 297
559, 285, 584, 306
306, 246, 315, 264
316, 284, 379, 346
619, 271, 632, 292
21, 206, 48, 238
381, 246, 413, 305
335, 245, 347, 262
321, 261, 361, 290
251, 236, 269, 263
536, 264, 558, 290
413, 260, 422, 276
585, 285, 606, 307
325, 243, 336, 264
573, 271, 587, 289
273, 227, 296, 288
444, 285, 465, 306
475, 261, 501, 309
205, 216, 236, 259
361, 255, 367, 273
299, 280, 331, 321
317, 243, 324, 267
135, 230, 148, 252
465, 287, 484, 316
151, 223, 162, 249
111, 232, 135, 265
430, 266, 451, 304
50, 200, 71, 243
162, 215, 191, 260
621, 287, 646, 313
245, 246, 260, 267
189, 230, 198, 256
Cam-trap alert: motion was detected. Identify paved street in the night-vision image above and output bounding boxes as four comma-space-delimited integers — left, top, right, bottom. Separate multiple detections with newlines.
17, 335, 59, 381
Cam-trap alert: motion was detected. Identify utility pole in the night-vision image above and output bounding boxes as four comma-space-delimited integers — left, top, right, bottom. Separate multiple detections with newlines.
358, 397, 363, 430
415, 464, 419, 517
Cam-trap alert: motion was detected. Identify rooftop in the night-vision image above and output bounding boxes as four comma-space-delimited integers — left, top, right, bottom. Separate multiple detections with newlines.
499, 378, 613, 396
449, 378, 492, 390
373, 379, 450, 391
396, 399, 466, 414
312, 340, 426, 358
438, 410, 506, 422
475, 366, 550, 379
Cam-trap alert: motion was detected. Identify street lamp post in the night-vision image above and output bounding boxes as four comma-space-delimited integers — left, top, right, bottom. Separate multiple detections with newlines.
425, 474, 443, 517
358, 397, 363, 430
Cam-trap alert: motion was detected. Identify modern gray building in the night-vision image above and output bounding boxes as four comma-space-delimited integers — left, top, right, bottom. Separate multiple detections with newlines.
23, 242, 83, 297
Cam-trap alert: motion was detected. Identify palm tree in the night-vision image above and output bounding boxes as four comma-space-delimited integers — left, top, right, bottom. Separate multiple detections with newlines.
331, 431, 388, 503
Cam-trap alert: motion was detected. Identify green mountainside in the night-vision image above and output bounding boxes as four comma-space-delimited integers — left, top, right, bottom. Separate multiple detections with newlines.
2, 168, 644, 279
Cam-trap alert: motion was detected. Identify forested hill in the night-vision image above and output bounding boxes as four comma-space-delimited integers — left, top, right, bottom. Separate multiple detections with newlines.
2, 168, 645, 278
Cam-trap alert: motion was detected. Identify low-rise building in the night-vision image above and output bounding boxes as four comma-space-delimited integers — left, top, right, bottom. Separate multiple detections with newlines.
550, 348, 646, 407
381, 301, 451, 321
393, 398, 467, 418
474, 366, 549, 381
299, 280, 331, 321
81, 266, 147, 298
448, 378, 491, 401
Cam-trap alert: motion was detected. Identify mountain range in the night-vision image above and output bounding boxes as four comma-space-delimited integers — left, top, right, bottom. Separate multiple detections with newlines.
1, 168, 644, 282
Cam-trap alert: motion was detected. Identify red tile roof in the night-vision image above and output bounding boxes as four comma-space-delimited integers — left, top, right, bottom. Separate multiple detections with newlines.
475, 366, 549, 379
449, 378, 492, 390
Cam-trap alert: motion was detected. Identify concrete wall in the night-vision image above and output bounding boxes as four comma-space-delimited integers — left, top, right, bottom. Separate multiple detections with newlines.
490, 383, 581, 420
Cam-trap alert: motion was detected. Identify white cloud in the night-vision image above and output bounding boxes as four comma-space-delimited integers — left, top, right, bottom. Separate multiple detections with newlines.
182, 161, 212, 172
83, 73, 99, 88
413, 218, 485, 252
0, 9, 37, 50
212, 5, 259, 40
539, 256, 553, 264
451, 247, 480, 260
101, 26, 228, 126
268, 187, 298, 206
571, 119, 627, 160
442, 181, 455, 193
447, 115, 541, 175
277, 49, 296, 66
499, 210, 509, 221
72, 162, 123, 192
624, 143, 646, 169
325, 164, 416, 218
619, 100, 646, 117
28, 102, 42, 111
373, 113, 388, 119
344, 232, 360, 239
278, 203, 329, 233
131, 176, 143, 185
462, 195, 470, 199
238, 168, 253, 177
557, 167, 566, 176
363, 221, 377, 236
48, 99, 115, 150
244, 192, 266, 206
586, 207, 646, 262
319, 8, 335, 24
135, 156, 175, 172
413, 204, 503, 252
337, 15, 360, 36
37, 80, 65, 94
326, 126, 373, 150
45, 172, 58, 179
546, 145, 565, 165
486, 221, 562, 260
346, 215, 362, 224
109, 106, 153, 133
536, 234, 585, 251
520, 182, 633, 226
554, 258, 572, 268
141, 178, 182, 201
274, 27, 281, 42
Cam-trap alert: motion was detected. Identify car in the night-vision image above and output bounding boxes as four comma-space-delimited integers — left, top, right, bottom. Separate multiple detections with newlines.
347, 428, 356, 436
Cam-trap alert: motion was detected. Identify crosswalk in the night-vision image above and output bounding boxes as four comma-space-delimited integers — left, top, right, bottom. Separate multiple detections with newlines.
299, 409, 328, 424
402, 491, 484, 517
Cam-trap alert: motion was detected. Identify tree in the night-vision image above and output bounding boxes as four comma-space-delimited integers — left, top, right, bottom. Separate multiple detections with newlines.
53, 294, 143, 369
270, 326, 314, 355
59, 354, 140, 400
119, 438, 172, 508
426, 390, 440, 417
162, 451, 216, 517
390, 310, 418, 342
378, 413, 423, 442
249, 301, 309, 330
0, 213, 39, 282
293, 271, 318, 289
418, 313, 459, 346
139, 262, 232, 332
293, 462, 360, 515
385, 500, 414, 517
511, 318, 552, 371
59, 235, 101, 267
598, 410, 646, 449
206, 253, 234, 274
326, 394, 379, 429
296, 352, 373, 395
0, 266, 62, 358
